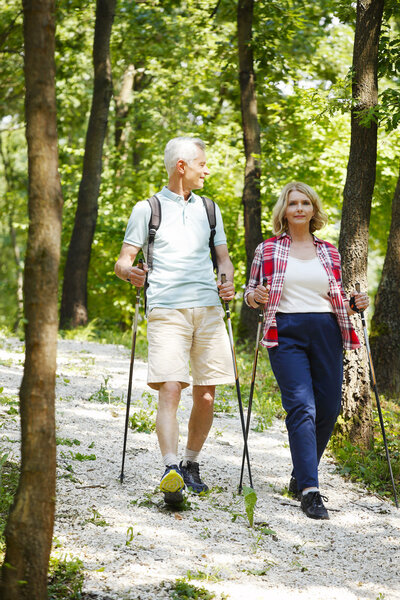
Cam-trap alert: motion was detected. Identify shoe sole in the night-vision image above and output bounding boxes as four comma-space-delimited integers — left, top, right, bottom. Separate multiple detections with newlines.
303, 512, 330, 520
301, 507, 330, 520
160, 469, 184, 494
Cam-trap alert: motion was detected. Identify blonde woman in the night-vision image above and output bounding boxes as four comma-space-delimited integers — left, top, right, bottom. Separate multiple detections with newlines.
245, 182, 369, 520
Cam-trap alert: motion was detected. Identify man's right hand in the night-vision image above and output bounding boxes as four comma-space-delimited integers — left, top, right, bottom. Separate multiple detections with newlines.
126, 263, 148, 287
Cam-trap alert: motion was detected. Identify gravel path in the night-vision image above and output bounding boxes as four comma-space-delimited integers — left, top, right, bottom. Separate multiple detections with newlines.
1, 336, 399, 600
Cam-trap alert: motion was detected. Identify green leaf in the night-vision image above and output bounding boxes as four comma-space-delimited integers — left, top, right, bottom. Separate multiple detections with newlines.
242, 485, 257, 528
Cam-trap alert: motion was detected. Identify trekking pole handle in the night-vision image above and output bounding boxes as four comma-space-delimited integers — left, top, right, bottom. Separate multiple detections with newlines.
135, 259, 144, 300
126, 257, 144, 283
220, 273, 231, 313
354, 282, 364, 317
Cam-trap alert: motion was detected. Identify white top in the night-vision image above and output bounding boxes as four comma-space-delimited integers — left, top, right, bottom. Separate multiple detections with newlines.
123, 186, 227, 310
278, 255, 333, 313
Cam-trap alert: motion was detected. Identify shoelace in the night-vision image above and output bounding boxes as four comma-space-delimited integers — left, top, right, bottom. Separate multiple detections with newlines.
311, 492, 329, 505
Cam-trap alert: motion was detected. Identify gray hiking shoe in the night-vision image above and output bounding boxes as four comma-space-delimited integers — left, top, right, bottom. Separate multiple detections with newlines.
179, 460, 208, 494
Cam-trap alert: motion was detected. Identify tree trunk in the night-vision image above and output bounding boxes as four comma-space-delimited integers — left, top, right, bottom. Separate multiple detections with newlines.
115, 64, 135, 149
237, 0, 263, 342
59, 0, 115, 329
337, 0, 384, 447
1, 0, 63, 598
370, 163, 400, 398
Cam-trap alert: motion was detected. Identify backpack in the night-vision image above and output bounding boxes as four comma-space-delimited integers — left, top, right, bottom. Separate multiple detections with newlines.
146, 194, 218, 273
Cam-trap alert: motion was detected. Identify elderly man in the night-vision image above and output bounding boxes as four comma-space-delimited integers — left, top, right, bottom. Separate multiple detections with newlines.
115, 136, 234, 505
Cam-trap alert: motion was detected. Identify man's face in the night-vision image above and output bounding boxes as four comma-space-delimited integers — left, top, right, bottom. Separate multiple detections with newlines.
183, 149, 210, 190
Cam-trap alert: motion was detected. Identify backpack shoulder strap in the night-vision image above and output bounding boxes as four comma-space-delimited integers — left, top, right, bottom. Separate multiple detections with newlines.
146, 194, 161, 271
201, 196, 218, 273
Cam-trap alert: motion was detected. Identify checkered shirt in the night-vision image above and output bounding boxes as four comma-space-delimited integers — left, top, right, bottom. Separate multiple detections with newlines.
244, 233, 360, 350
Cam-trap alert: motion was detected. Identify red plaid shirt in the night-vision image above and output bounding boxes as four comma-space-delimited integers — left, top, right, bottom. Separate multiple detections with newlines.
244, 233, 360, 350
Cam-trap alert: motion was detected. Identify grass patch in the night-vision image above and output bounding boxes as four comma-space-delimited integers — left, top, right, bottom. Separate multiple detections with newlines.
0, 389, 19, 408
48, 554, 84, 599
83, 508, 109, 527
87, 375, 123, 404
56, 437, 81, 447
234, 343, 284, 430
129, 391, 157, 433
169, 578, 216, 600
186, 568, 222, 582
331, 400, 400, 503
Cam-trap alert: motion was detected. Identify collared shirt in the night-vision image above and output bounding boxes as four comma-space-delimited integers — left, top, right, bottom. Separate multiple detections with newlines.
244, 233, 360, 350
123, 186, 227, 310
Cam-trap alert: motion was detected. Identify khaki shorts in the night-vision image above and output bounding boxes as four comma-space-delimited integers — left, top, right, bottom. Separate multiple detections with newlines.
147, 306, 234, 390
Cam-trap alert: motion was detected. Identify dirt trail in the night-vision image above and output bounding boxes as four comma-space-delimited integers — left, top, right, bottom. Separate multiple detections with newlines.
1, 336, 399, 600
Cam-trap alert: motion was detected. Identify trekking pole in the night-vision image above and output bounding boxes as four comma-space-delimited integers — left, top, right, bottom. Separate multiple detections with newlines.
238, 277, 268, 493
120, 258, 144, 483
355, 282, 398, 508
220, 274, 253, 490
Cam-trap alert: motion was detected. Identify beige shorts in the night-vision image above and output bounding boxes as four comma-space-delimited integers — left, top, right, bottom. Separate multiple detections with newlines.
146, 306, 234, 390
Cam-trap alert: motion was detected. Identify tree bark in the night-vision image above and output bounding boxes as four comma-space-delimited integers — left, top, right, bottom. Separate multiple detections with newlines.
370, 164, 400, 398
337, 0, 384, 447
1, 0, 63, 598
237, 0, 263, 342
59, 0, 115, 328
115, 64, 135, 149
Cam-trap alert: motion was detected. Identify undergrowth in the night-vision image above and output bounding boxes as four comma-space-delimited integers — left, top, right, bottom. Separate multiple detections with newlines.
0, 459, 84, 596
168, 578, 216, 600
331, 400, 400, 503
47, 554, 84, 599
0, 456, 20, 561
58, 318, 148, 359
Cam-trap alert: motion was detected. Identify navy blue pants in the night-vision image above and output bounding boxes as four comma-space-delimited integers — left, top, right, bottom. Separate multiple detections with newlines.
268, 313, 343, 491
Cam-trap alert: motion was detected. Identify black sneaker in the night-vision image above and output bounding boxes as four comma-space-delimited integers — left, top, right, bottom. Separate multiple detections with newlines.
179, 460, 208, 494
288, 476, 301, 500
301, 491, 329, 520
160, 464, 184, 505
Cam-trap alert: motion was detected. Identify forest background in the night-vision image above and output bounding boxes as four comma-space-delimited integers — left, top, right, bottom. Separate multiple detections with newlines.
0, 0, 398, 336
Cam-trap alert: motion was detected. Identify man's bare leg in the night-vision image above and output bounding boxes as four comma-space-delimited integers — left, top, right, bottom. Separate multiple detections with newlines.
186, 384, 216, 452
156, 381, 182, 458
157, 381, 185, 503
181, 385, 215, 494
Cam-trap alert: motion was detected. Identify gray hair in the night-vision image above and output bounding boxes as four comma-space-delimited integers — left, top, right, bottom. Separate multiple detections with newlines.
164, 137, 206, 177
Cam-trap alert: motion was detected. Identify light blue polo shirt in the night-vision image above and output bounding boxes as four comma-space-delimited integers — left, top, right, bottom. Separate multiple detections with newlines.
123, 186, 227, 310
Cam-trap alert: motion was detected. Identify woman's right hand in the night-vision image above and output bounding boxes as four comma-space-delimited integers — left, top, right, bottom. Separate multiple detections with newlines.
252, 282, 270, 307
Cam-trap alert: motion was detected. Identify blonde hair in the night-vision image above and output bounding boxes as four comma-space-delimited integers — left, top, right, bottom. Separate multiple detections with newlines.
272, 181, 328, 235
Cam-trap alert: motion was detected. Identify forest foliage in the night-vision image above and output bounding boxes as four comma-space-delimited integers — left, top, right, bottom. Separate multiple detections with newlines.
0, 0, 399, 332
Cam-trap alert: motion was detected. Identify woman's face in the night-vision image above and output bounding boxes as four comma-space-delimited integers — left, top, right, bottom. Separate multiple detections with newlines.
284, 190, 315, 230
